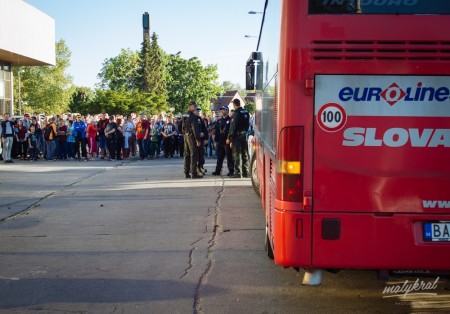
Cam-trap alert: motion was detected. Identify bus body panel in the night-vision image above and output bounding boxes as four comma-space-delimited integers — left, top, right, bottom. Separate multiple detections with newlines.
273, 210, 450, 269
313, 75, 450, 215
311, 212, 450, 270
256, 0, 450, 271
273, 209, 312, 267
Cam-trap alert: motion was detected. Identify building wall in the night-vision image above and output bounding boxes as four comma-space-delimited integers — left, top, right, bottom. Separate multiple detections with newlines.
0, 0, 55, 66
0, 0, 55, 114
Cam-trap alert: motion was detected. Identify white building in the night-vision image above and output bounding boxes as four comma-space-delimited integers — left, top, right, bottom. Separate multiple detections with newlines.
0, 0, 55, 115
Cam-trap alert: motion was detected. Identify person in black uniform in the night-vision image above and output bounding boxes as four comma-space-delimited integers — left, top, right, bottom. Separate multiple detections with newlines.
212, 106, 234, 176
227, 99, 250, 178
182, 101, 203, 179
195, 108, 209, 175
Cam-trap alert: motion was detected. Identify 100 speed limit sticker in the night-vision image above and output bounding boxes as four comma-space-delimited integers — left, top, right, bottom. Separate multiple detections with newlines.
317, 103, 347, 132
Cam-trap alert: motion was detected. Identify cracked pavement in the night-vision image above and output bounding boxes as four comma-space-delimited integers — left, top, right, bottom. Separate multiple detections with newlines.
0, 158, 443, 313
0, 158, 255, 313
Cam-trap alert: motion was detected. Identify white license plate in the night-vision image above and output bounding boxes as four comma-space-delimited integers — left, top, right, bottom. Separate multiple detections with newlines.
424, 222, 450, 242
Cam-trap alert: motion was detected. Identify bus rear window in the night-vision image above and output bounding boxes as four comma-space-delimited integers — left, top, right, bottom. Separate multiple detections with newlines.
309, 0, 450, 15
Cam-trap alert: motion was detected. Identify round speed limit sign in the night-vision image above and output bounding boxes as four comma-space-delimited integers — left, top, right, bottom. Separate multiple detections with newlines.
317, 103, 347, 132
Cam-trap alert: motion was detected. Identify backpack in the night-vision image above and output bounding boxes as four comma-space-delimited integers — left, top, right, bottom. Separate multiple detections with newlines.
44, 125, 55, 140
238, 109, 250, 131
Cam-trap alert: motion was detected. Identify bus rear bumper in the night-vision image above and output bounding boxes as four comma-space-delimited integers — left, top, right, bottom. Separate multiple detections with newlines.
273, 210, 450, 270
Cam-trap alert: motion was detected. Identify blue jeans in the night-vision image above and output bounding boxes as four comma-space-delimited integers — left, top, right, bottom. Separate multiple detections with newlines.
2, 136, 14, 161
137, 138, 146, 159
46, 140, 56, 160
59, 141, 68, 159
67, 142, 76, 158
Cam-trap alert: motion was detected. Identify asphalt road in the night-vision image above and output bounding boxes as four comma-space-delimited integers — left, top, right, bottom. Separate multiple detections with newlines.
0, 157, 448, 313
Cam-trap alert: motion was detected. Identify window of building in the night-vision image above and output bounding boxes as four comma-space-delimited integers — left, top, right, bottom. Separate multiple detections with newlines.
0, 62, 12, 115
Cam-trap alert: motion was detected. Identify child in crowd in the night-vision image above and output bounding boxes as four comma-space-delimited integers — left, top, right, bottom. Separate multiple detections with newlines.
27, 125, 39, 161
149, 118, 159, 158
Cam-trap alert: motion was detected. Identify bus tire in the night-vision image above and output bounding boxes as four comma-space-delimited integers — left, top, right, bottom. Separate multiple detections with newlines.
250, 153, 260, 197
265, 226, 274, 260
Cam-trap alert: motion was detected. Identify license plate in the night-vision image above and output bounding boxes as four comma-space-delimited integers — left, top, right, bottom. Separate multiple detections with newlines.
424, 222, 450, 242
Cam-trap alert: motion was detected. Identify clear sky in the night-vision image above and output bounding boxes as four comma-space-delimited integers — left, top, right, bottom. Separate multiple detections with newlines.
25, 0, 264, 89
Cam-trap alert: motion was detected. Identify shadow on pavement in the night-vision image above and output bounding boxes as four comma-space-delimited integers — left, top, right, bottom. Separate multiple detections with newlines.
0, 278, 224, 309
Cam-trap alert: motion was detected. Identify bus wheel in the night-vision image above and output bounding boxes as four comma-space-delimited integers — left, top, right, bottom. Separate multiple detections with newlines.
250, 153, 260, 197
265, 226, 274, 260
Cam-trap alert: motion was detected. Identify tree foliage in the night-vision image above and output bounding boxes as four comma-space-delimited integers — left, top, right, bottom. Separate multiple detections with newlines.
13, 40, 74, 114
166, 53, 222, 113
97, 48, 140, 91
244, 100, 255, 115
94, 37, 170, 114
139, 34, 152, 93
139, 32, 167, 96
12, 33, 228, 116
93, 89, 168, 115
220, 81, 245, 96
68, 86, 95, 114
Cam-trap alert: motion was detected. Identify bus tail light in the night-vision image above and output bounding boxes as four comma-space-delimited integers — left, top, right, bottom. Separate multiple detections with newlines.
276, 127, 304, 202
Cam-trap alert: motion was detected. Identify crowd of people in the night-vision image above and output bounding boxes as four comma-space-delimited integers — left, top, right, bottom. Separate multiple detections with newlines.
0, 103, 252, 179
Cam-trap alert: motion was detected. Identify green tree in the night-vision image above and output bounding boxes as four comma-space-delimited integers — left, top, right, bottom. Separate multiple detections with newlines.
220, 81, 245, 95
91, 89, 168, 116
139, 34, 151, 92
139, 32, 167, 95
166, 53, 222, 113
13, 40, 75, 114
68, 86, 95, 114
149, 33, 167, 96
97, 48, 140, 91
244, 100, 255, 115
96, 43, 169, 114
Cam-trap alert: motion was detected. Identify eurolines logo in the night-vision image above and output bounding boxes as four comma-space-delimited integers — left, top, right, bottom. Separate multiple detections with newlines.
339, 82, 450, 106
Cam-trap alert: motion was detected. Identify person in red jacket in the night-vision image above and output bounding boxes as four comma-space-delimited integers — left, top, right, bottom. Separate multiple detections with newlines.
135, 115, 149, 160
87, 119, 98, 159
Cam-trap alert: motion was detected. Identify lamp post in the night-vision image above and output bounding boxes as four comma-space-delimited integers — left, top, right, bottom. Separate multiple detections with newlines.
248, 10, 263, 49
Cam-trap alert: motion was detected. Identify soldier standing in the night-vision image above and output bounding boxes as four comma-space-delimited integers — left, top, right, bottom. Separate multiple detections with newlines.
212, 106, 234, 176
227, 99, 250, 178
182, 101, 203, 179
195, 108, 209, 175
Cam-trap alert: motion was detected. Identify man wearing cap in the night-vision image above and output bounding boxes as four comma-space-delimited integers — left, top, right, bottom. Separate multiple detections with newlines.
227, 99, 250, 178
182, 101, 203, 179
212, 106, 234, 176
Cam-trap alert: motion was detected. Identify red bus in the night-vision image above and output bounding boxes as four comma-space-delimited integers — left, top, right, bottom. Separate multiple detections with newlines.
247, 0, 450, 285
